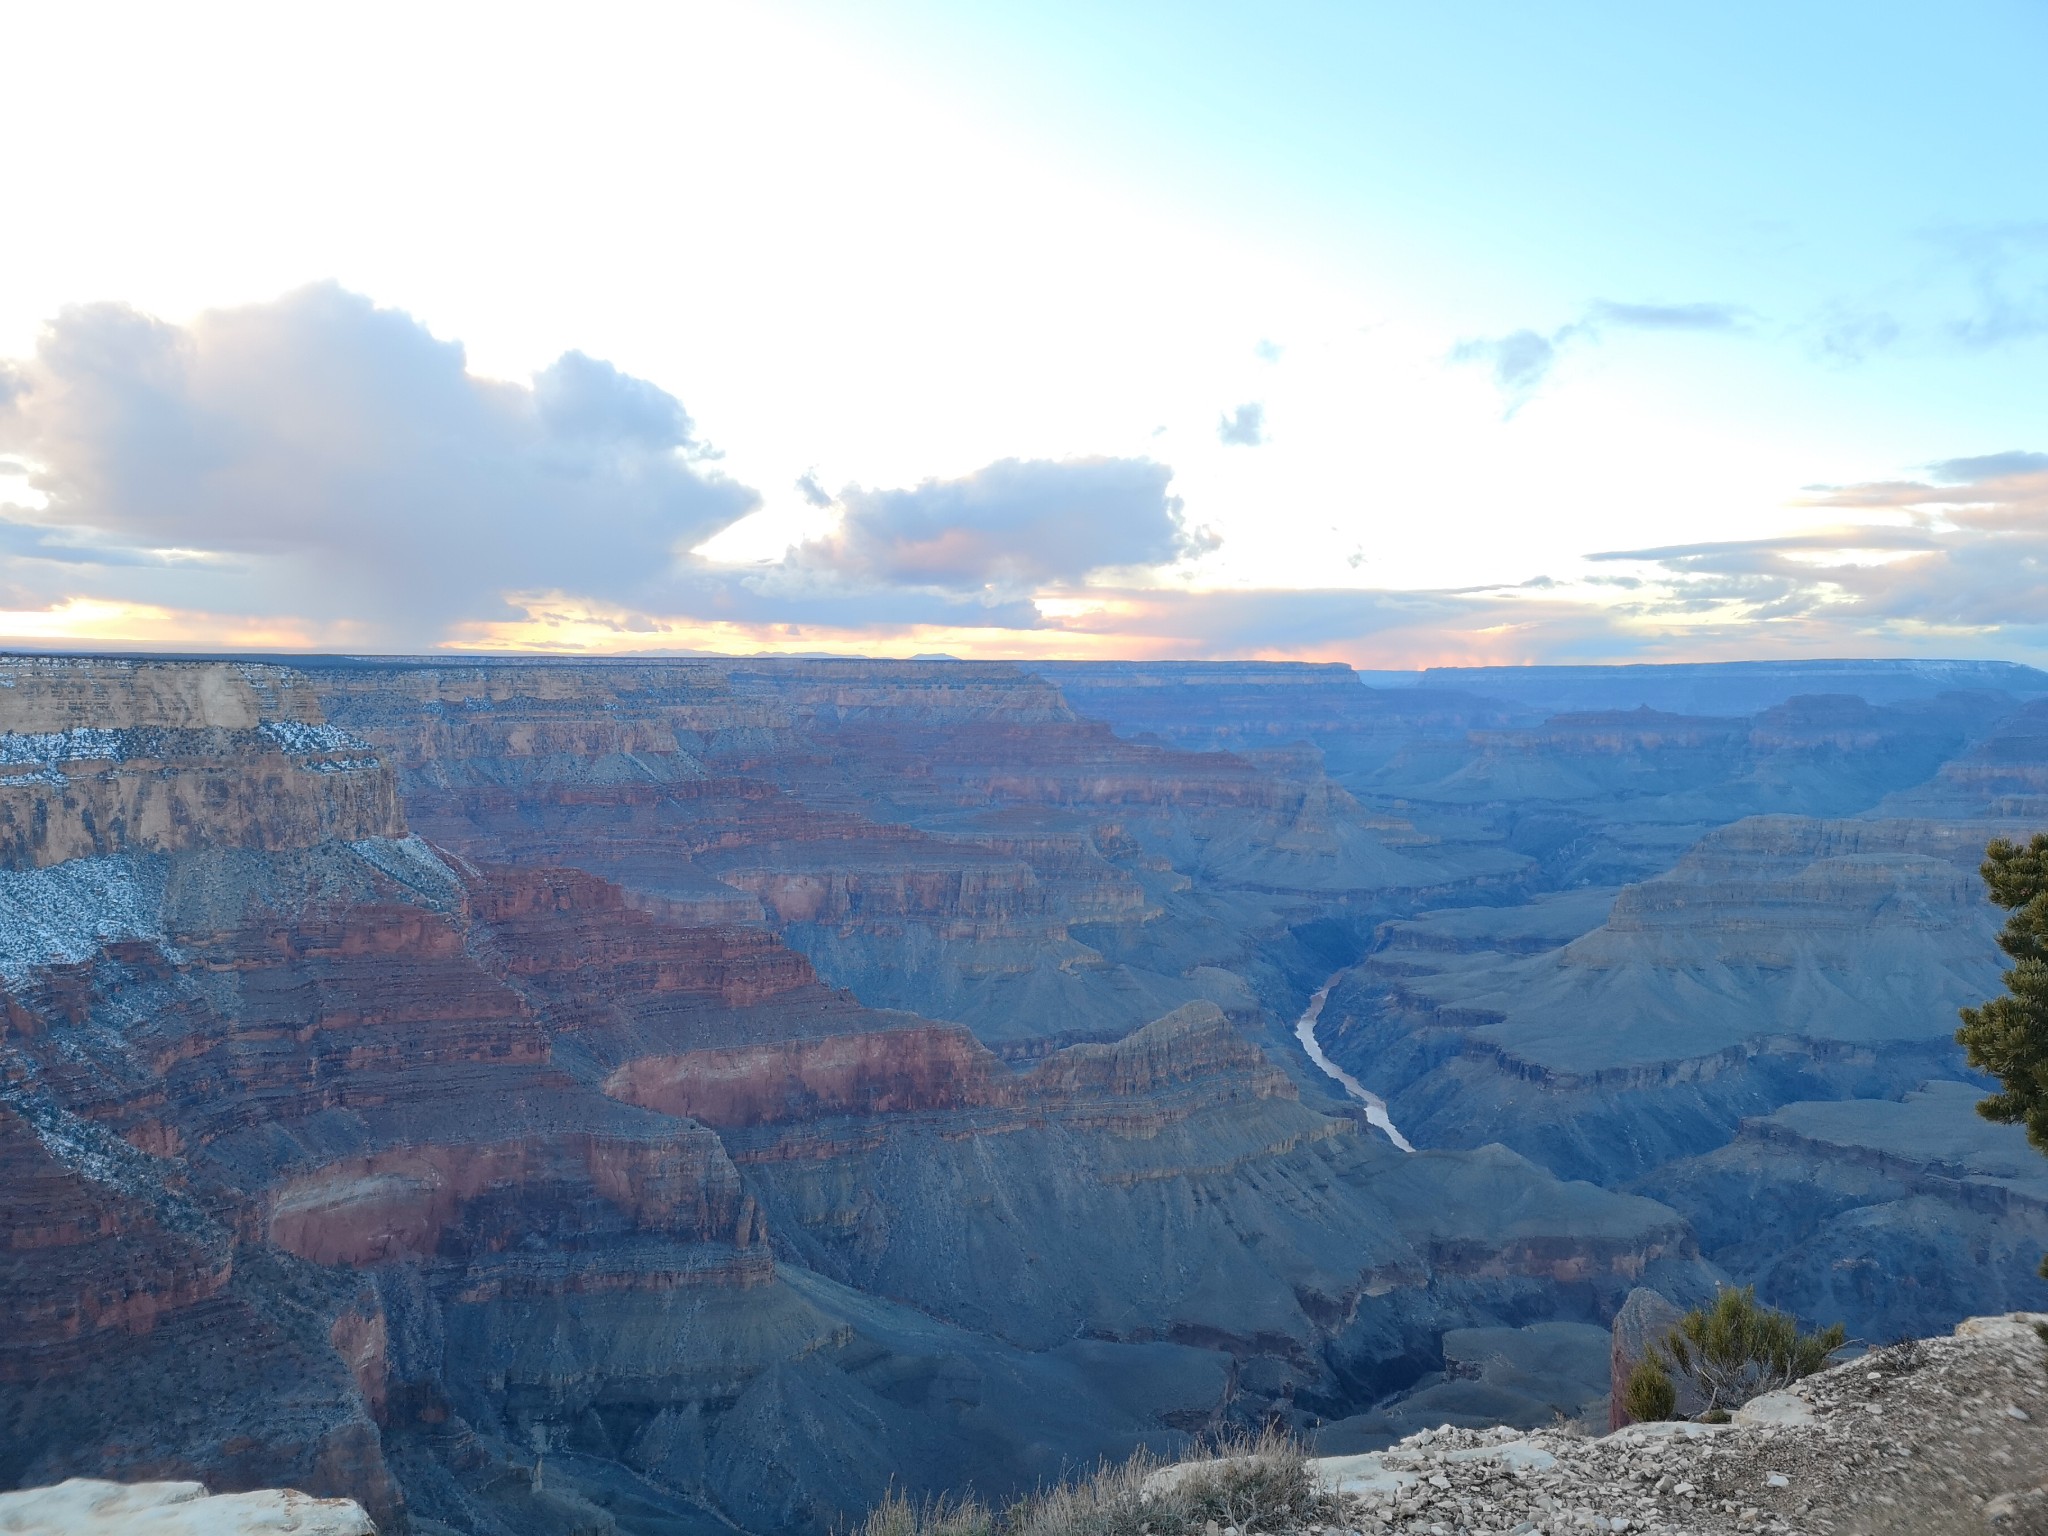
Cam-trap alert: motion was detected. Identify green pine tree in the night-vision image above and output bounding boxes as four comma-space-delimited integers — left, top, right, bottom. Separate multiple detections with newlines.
1957, 835, 2048, 1196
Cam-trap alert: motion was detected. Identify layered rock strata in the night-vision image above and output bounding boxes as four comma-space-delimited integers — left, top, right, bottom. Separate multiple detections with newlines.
1321, 815, 2012, 1188
1638, 1081, 2048, 1342
2, 655, 1713, 1536
307, 658, 1475, 1053
1056, 661, 2048, 1352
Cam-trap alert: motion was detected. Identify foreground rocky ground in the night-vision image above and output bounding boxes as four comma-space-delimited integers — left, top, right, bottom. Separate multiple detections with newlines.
1309, 1313, 2048, 1534
10, 1314, 2048, 1535
0, 1478, 375, 1534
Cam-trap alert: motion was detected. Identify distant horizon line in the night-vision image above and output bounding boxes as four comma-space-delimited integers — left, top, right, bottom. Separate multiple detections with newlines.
3, 645, 2045, 679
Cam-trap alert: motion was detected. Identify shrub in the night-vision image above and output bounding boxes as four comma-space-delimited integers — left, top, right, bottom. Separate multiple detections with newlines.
1658, 1286, 1846, 1415
852, 1429, 1334, 1536
1622, 1353, 1677, 1422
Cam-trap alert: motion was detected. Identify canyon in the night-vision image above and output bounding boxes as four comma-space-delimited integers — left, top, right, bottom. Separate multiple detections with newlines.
3, 653, 2046, 1534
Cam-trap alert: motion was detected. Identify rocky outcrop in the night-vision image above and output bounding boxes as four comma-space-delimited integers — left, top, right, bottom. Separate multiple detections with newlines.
0, 1478, 376, 1535
1880, 695, 2048, 822
604, 1023, 1009, 1127
1321, 815, 2014, 1184
1607, 1287, 1690, 1430
0, 1098, 232, 1367
307, 658, 1469, 1051
0, 658, 401, 871
1636, 1082, 2048, 1342
1306, 1312, 2048, 1534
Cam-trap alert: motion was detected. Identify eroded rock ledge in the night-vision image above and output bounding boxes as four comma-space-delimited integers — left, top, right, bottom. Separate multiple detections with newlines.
0, 1477, 375, 1534
1297, 1312, 2048, 1533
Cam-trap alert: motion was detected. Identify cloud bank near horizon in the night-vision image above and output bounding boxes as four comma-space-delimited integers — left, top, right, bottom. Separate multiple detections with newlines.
1584, 456, 2048, 640
0, 285, 2043, 667
0, 287, 1206, 649
0, 285, 761, 645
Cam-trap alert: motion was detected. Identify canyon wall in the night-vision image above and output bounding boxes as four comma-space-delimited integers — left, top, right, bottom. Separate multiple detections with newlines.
1036, 659, 2048, 1344
2, 655, 1719, 1536
7, 653, 2046, 1528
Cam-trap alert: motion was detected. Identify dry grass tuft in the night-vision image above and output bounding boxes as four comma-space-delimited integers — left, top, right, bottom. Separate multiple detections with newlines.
852, 1429, 1335, 1536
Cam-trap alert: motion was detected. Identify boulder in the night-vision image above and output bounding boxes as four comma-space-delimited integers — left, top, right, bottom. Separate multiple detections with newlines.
1731, 1388, 1816, 1428
0, 1479, 375, 1535
1609, 1286, 1693, 1429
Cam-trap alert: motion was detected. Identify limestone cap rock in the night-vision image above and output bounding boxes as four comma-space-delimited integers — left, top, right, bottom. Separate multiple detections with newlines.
0, 1479, 376, 1535
1957, 1311, 2048, 1344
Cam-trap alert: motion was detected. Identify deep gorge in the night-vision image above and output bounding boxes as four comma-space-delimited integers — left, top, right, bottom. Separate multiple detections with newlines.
4, 653, 2045, 1535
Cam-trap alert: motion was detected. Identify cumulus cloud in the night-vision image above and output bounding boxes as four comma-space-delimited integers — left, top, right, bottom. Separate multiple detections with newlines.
1217, 402, 1266, 447
1453, 298, 1750, 412
18, 284, 2035, 667
535, 349, 704, 450
0, 286, 1237, 651
466, 442, 2048, 661
791, 456, 1212, 593
794, 470, 835, 508
0, 283, 757, 645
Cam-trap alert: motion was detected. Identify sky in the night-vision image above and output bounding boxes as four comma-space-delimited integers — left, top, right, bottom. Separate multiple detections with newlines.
1, 1, 2045, 665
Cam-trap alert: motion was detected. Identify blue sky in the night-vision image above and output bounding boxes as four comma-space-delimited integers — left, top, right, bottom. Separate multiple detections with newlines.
0, 2, 2043, 662
837, 2, 2048, 432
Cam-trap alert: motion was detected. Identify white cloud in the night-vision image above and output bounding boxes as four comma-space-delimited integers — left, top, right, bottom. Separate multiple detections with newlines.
0, 286, 757, 645
1217, 402, 1266, 446
793, 457, 1208, 592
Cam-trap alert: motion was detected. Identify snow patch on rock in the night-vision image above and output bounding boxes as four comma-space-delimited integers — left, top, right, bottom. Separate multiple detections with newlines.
258, 719, 381, 773
349, 836, 462, 902
257, 720, 371, 755
0, 856, 166, 986
0, 728, 126, 765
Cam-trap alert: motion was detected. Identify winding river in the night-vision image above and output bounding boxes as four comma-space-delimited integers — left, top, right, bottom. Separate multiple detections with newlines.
1293, 974, 1415, 1151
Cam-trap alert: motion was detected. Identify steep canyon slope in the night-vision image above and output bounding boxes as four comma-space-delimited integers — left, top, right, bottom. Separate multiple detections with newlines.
6, 652, 2047, 1531
3, 656, 1709, 1536
1048, 661, 2048, 1347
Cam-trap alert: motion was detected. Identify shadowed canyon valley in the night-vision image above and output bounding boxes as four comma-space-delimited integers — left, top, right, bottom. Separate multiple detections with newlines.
4, 653, 2046, 1535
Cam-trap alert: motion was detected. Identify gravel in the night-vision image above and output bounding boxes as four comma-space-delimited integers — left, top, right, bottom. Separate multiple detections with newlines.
1298, 1313, 2048, 1534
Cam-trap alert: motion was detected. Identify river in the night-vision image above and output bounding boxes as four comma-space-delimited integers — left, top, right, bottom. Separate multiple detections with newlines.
1293, 973, 1415, 1151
